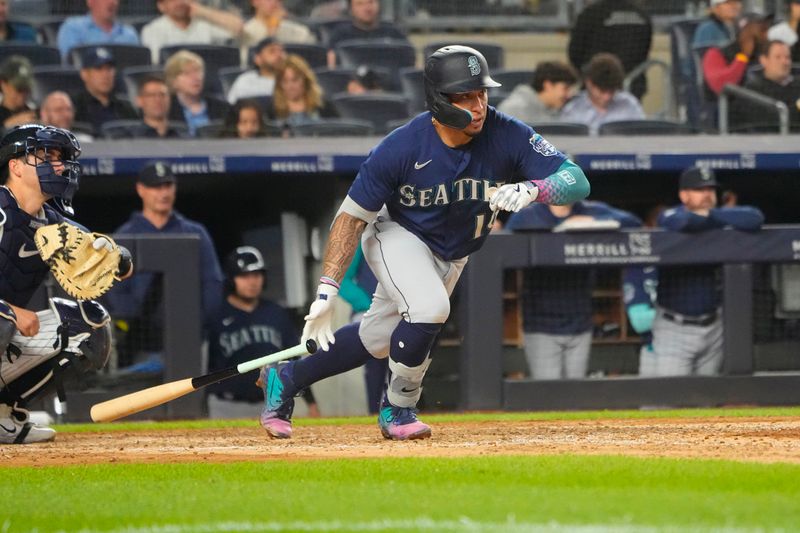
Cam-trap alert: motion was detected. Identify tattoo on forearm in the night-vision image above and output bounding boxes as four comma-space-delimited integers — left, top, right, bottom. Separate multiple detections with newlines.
322, 213, 367, 283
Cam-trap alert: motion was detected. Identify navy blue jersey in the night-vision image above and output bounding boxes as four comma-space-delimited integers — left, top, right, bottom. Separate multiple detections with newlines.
0, 187, 63, 307
506, 201, 642, 334
348, 108, 568, 260
207, 299, 298, 402
656, 204, 764, 316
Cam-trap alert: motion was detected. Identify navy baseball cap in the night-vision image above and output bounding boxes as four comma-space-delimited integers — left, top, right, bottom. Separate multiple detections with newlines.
252, 37, 280, 54
138, 162, 176, 187
679, 167, 719, 189
80, 46, 115, 69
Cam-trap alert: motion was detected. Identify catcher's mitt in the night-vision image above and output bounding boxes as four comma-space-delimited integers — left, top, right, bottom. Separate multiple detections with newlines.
34, 223, 122, 300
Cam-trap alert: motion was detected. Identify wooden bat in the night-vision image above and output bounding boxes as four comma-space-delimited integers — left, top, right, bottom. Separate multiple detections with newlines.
90, 339, 318, 423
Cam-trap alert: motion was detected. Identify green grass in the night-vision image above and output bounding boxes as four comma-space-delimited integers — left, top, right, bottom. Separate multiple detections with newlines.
3, 455, 799, 532
55, 405, 800, 433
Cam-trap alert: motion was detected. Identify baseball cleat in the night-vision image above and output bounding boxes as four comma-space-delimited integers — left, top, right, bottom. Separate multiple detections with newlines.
259, 363, 296, 439
377, 394, 431, 441
0, 404, 56, 444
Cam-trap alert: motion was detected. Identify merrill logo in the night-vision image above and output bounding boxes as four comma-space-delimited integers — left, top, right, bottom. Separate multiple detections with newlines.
628, 233, 652, 256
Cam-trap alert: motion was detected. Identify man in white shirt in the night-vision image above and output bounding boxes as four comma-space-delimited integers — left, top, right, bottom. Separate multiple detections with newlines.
141, 0, 244, 63
227, 37, 286, 104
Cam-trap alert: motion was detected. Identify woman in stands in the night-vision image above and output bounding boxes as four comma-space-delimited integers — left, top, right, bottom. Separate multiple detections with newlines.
266, 54, 337, 128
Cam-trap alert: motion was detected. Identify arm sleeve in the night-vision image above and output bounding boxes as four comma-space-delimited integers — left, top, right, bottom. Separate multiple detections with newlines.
530, 160, 591, 206
709, 206, 764, 230
198, 228, 225, 326
702, 47, 748, 95
657, 207, 714, 231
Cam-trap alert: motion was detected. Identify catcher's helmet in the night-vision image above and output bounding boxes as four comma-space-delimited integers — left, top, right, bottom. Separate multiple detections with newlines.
424, 45, 501, 129
224, 246, 267, 293
0, 124, 81, 216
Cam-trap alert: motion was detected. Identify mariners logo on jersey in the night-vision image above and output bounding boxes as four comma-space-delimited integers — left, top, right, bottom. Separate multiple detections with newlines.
529, 134, 557, 157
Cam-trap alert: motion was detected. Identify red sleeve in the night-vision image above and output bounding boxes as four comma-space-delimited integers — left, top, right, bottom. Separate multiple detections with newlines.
702, 48, 748, 95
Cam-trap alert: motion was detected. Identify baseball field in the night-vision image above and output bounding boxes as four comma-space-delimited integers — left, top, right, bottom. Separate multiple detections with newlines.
3, 407, 800, 532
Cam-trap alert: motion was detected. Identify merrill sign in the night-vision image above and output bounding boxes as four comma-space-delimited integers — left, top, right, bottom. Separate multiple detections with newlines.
563, 233, 659, 264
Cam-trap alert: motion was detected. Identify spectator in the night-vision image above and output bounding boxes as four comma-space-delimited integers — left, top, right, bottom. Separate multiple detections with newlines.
701, 14, 771, 99
327, 0, 408, 67
506, 201, 642, 380
0, 56, 36, 129
497, 61, 578, 124
38, 91, 94, 143
561, 53, 644, 134
568, 0, 652, 99
693, 0, 743, 51
220, 98, 268, 138
132, 75, 185, 138
105, 162, 224, 371
165, 50, 230, 136
227, 37, 286, 104
242, 0, 316, 54
346, 65, 384, 94
0, 0, 37, 42
735, 40, 800, 131
208, 246, 319, 419
72, 46, 138, 136
768, 0, 800, 61
141, 0, 245, 64
56, 0, 139, 61
266, 54, 337, 127
647, 167, 764, 377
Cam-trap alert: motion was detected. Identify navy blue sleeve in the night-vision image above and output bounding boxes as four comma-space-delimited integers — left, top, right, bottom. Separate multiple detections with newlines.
197, 226, 224, 326
510, 120, 567, 179
505, 205, 555, 231
586, 205, 643, 228
657, 206, 715, 231
347, 138, 403, 211
709, 206, 764, 230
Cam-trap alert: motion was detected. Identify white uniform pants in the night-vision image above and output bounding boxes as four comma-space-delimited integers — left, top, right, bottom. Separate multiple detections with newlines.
358, 210, 467, 358
649, 309, 723, 376
523, 330, 592, 380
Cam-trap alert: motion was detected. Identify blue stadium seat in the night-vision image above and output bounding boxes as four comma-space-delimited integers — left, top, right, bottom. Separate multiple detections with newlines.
334, 39, 416, 90
669, 18, 714, 131
530, 122, 590, 136
291, 118, 375, 137
422, 41, 504, 70
69, 44, 152, 68
31, 66, 82, 104
491, 69, 535, 93
598, 119, 696, 136
0, 43, 60, 66
314, 68, 356, 99
218, 66, 248, 98
331, 93, 410, 134
284, 43, 328, 69
400, 67, 424, 114
122, 65, 165, 103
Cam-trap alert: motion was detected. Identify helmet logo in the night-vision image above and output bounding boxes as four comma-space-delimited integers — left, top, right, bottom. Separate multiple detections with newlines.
467, 56, 481, 76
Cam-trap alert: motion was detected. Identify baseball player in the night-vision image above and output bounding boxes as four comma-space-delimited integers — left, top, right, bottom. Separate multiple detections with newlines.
259, 45, 591, 441
208, 246, 318, 418
0, 124, 133, 443
647, 166, 764, 376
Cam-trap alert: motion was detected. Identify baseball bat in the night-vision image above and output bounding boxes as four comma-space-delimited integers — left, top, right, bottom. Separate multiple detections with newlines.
90, 339, 318, 423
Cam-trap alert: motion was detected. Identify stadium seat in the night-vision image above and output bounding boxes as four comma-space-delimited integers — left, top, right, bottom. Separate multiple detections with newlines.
0, 43, 60, 66
100, 119, 188, 139
196, 120, 224, 138
385, 118, 411, 131
334, 39, 416, 90
218, 66, 248, 97
284, 43, 328, 69
491, 69, 535, 93
122, 65, 165, 103
422, 41, 504, 70
35, 18, 64, 46
291, 118, 375, 137
69, 44, 152, 69
159, 44, 241, 97
597, 119, 696, 136
31, 66, 82, 104
331, 94, 410, 134
314, 68, 356, 99
530, 122, 590, 136
400, 67, 424, 114
669, 18, 713, 131
310, 18, 349, 47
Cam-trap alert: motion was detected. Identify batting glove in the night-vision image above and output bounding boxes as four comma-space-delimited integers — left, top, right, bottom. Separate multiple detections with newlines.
489, 181, 539, 213
301, 282, 338, 351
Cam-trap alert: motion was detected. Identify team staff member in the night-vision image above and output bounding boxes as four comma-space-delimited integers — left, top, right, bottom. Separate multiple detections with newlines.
259, 45, 590, 441
208, 246, 318, 418
649, 167, 763, 376
0, 124, 132, 443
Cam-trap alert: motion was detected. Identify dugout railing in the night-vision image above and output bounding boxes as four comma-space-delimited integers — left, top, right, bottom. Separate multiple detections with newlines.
459, 227, 800, 411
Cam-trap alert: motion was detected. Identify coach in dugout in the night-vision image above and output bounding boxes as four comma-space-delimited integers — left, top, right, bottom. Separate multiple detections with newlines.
641, 167, 764, 377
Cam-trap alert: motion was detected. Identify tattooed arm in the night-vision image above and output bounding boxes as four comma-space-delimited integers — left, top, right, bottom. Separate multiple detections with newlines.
321, 212, 368, 284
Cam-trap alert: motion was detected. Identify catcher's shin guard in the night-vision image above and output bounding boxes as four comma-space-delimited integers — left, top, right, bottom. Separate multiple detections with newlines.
0, 298, 111, 405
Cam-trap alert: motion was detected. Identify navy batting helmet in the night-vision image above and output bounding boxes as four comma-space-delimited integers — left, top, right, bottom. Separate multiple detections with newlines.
224, 246, 267, 293
423, 45, 501, 129
0, 124, 81, 215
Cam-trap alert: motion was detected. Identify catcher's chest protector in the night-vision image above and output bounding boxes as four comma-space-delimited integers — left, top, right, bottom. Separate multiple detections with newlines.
0, 188, 62, 306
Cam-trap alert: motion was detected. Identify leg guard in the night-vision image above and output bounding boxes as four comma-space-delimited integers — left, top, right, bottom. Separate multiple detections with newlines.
387, 356, 432, 408
0, 298, 111, 406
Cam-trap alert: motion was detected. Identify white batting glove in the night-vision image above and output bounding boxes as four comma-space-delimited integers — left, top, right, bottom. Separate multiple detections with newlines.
301, 282, 338, 351
489, 181, 539, 213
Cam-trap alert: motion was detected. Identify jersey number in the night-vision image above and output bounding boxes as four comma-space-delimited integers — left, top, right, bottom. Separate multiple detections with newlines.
473, 211, 499, 239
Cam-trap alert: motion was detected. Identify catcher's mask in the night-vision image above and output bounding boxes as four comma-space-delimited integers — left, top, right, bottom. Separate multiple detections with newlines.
423, 45, 501, 130
0, 124, 82, 216
224, 246, 267, 294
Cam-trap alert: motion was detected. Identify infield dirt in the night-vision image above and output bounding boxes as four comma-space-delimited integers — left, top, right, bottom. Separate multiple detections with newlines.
3, 416, 799, 467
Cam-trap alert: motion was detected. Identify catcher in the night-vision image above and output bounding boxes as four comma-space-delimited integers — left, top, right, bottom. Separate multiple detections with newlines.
0, 124, 132, 444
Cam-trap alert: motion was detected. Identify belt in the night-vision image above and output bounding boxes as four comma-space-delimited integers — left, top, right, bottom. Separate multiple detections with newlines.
661, 310, 717, 327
